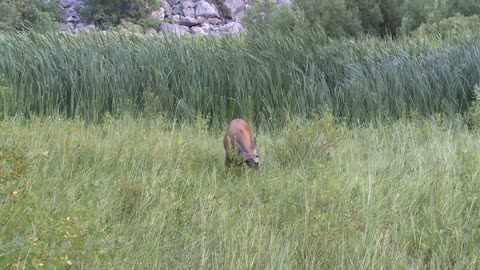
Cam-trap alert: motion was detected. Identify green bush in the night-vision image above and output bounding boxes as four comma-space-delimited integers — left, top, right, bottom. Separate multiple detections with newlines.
0, 0, 59, 32
247, 0, 480, 38
243, 2, 310, 36
0, 74, 11, 120
293, 0, 363, 38
414, 14, 480, 38
466, 85, 480, 130
79, 0, 160, 29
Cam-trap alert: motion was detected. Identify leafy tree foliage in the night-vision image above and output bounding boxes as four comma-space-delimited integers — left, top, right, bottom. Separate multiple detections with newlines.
354, 0, 382, 35
79, 0, 160, 29
0, 0, 59, 32
0, 0, 479, 37
248, 0, 480, 38
415, 14, 480, 37
294, 0, 363, 38
444, 0, 480, 17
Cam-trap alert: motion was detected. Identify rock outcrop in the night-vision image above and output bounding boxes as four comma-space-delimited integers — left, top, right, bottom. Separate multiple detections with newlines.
150, 0, 247, 36
195, 0, 220, 18
57, 0, 96, 33
223, 0, 246, 20
56, 0, 287, 36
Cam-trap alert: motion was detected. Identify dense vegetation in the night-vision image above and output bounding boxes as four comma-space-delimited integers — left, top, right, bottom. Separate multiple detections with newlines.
79, 0, 161, 29
1, 0, 480, 37
1, 115, 479, 268
1, 31, 480, 126
0, 0, 60, 32
249, 0, 480, 37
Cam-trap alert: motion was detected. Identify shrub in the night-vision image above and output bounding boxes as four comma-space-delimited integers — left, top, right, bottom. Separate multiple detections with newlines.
79, 0, 160, 29
414, 14, 480, 38
466, 85, 480, 130
0, 74, 11, 119
293, 0, 363, 38
243, 2, 309, 35
0, 0, 59, 32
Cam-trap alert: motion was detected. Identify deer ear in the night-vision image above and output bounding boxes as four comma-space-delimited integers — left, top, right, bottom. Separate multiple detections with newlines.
252, 136, 257, 149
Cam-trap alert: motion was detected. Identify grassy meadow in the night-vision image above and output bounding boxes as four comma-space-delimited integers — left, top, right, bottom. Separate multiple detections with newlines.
0, 31, 480, 269
0, 115, 479, 269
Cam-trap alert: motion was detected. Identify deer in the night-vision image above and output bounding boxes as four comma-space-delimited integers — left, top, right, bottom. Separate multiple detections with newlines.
223, 119, 260, 168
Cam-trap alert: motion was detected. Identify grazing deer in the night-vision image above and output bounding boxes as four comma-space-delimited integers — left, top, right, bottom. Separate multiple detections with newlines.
223, 119, 260, 168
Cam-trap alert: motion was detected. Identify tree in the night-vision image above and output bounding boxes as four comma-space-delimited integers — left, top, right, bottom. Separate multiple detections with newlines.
79, 0, 160, 28
294, 0, 363, 38
353, 0, 383, 35
0, 0, 59, 32
443, 0, 480, 17
415, 14, 480, 37
378, 0, 404, 37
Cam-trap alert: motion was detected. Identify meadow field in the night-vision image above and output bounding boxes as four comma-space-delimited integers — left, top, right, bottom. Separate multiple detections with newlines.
0, 31, 480, 269
1, 115, 479, 269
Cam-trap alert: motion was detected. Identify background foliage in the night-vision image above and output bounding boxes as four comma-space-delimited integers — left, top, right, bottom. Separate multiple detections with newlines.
248, 0, 480, 37
0, 0, 479, 37
79, 0, 160, 29
0, 0, 60, 32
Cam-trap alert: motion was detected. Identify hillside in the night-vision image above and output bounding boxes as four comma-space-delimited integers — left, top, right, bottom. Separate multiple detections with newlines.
1, 0, 480, 37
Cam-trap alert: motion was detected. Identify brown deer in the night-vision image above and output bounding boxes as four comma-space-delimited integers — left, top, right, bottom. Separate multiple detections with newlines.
223, 119, 260, 168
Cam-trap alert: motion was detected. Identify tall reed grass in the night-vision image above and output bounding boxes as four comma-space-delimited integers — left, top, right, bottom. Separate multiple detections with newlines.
0, 31, 479, 125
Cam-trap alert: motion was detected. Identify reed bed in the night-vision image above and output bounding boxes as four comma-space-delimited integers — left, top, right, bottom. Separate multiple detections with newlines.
0, 31, 479, 126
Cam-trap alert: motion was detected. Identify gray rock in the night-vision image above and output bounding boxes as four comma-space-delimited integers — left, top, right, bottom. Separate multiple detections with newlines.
163, 0, 173, 17
57, 0, 88, 29
54, 0, 250, 37
190, 25, 210, 35
196, 16, 206, 24
177, 16, 199, 26
223, 0, 245, 19
171, 15, 181, 22
160, 22, 189, 36
78, 24, 96, 32
151, 8, 165, 21
183, 7, 196, 18
195, 0, 220, 18
182, 0, 195, 8
66, 16, 80, 23
166, 0, 181, 7
172, 4, 184, 16
64, 8, 79, 17
233, 10, 245, 22
208, 17, 222, 25
219, 21, 243, 34
181, 0, 196, 17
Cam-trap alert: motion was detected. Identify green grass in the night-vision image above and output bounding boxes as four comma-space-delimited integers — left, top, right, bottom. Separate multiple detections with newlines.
0, 31, 480, 125
1, 115, 479, 269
